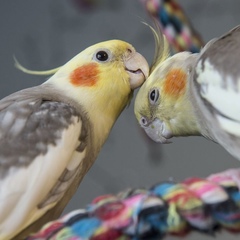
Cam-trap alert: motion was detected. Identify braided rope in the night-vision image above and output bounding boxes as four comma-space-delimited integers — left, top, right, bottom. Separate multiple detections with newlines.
27, 168, 240, 239
142, 0, 205, 53
72, 0, 204, 53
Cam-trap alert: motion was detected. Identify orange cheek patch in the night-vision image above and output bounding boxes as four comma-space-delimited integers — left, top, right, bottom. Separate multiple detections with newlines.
163, 68, 187, 97
70, 63, 100, 87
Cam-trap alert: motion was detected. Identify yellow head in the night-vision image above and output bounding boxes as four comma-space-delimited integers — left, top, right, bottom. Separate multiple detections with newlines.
50, 40, 147, 113
43, 40, 149, 145
16, 40, 149, 146
134, 52, 200, 143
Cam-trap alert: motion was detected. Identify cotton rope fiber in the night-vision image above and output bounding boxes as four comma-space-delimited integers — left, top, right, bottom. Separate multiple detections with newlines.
142, 0, 204, 53
28, 168, 240, 239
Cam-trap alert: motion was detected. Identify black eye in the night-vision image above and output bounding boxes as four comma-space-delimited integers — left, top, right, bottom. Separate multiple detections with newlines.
96, 51, 109, 61
149, 88, 159, 105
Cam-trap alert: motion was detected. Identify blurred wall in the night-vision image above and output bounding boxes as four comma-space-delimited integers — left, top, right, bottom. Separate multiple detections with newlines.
1, 1, 240, 239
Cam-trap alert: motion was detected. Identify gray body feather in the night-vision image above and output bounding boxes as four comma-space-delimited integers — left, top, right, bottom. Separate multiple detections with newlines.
193, 25, 240, 160
0, 83, 96, 239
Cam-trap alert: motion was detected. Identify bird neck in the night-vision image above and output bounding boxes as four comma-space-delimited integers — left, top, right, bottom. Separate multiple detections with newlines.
45, 71, 132, 151
169, 87, 202, 137
87, 91, 132, 150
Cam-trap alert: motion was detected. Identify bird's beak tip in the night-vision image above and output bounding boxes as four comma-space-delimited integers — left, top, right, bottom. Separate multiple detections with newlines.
125, 52, 149, 90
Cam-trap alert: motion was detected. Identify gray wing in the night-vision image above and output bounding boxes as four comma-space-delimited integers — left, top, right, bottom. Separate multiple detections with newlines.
192, 25, 240, 159
0, 85, 90, 239
196, 25, 240, 82
0, 86, 82, 177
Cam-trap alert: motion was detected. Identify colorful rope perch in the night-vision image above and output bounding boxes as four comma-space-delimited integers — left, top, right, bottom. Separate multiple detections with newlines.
142, 0, 205, 53
28, 168, 240, 239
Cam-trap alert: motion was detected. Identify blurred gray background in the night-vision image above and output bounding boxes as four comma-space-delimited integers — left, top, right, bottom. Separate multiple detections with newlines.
1, 1, 240, 239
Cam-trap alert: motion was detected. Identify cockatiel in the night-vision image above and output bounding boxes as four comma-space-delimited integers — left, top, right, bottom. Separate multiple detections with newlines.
0, 40, 149, 240
134, 25, 240, 160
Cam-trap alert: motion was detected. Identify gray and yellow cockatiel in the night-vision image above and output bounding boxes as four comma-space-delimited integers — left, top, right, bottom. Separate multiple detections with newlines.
0, 40, 149, 239
134, 25, 240, 160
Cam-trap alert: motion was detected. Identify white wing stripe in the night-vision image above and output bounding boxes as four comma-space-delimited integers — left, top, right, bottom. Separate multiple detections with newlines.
196, 59, 240, 136
0, 116, 81, 239
217, 115, 240, 136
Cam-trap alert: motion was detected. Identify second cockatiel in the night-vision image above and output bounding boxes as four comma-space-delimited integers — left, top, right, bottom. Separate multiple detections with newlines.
0, 40, 149, 240
135, 25, 240, 160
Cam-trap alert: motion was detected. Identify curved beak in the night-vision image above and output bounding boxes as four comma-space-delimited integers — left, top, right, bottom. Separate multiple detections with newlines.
139, 117, 173, 144
124, 52, 149, 90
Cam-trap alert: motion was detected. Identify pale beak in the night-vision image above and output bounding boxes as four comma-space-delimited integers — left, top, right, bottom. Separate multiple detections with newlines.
139, 117, 173, 144
124, 52, 149, 90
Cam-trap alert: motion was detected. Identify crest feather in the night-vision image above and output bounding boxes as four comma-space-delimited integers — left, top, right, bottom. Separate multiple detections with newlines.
143, 21, 170, 72
14, 56, 61, 76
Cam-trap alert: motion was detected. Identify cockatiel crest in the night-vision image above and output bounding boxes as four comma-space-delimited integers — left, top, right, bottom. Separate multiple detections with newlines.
0, 40, 149, 239
135, 25, 240, 161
